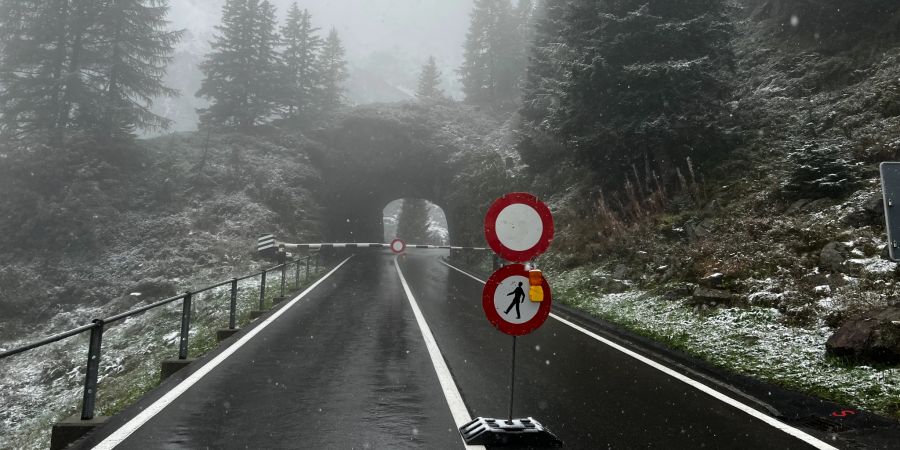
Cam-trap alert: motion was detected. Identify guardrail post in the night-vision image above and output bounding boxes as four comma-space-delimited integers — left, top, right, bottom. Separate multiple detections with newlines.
259, 271, 267, 310
315, 253, 320, 272
80, 319, 104, 420
280, 263, 286, 298
305, 256, 311, 281
229, 278, 238, 330
294, 260, 300, 289
178, 292, 192, 360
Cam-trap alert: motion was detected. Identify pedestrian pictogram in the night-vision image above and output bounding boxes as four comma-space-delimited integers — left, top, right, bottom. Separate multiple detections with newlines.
390, 238, 406, 254
482, 264, 552, 336
484, 192, 554, 262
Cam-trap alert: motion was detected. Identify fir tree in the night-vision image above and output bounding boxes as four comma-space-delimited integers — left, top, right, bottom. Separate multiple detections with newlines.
317, 27, 348, 112
0, 0, 180, 143
0, 0, 78, 140
520, 0, 568, 125
396, 198, 431, 244
94, 0, 182, 139
524, 0, 735, 182
279, 3, 320, 119
197, 0, 281, 129
459, 0, 526, 108
517, 0, 569, 168
416, 56, 445, 101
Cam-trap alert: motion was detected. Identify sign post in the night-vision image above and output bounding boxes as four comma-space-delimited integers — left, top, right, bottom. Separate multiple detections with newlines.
460, 193, 561, 447
881, 163, 900, 260
257, 234, 278, 258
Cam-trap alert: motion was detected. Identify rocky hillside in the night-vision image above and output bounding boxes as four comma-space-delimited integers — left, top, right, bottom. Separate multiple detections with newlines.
535, 1, 900, 419
0, 129, 324, 341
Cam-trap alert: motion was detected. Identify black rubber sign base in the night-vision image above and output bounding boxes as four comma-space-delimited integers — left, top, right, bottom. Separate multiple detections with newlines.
459, 417, 563, 447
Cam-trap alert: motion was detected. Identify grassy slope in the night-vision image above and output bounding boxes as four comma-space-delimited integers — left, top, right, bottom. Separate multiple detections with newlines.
0, 129, 326, 448
0, 129, 323, 339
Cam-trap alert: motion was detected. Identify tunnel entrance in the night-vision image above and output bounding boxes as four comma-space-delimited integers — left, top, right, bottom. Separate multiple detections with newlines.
383, 199, 449, 245
312, 104, 502, 248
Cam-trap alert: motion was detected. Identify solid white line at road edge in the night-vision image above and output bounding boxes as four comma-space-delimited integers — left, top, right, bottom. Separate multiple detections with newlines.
394, 258, 485, 450
93, 256, 355, 450
439, 260, 838, 450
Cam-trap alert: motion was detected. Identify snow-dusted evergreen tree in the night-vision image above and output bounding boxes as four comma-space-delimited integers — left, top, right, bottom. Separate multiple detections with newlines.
416, 56, 445, 101
517, 0, 568, 168
459, 0, 529, 108
582, 0, 733, 175
0, 0, 180, 143
93, 0, 182, 140
396, 198, 431, 244
520, 0, 735, 181
317, 27, 348, 112
279, 3, 321, 119
197, 0, 281, 129
0, 0, 93, 142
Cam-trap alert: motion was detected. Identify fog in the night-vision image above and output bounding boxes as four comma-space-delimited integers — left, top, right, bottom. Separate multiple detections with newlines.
158, 0, 473, 132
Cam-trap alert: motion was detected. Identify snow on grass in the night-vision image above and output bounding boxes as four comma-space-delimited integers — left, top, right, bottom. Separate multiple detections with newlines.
0, 267, 327, 449
554, 265, 900, 419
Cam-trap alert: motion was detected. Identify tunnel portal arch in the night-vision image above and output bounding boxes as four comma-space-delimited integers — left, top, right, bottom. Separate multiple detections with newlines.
314, 106, 467, 245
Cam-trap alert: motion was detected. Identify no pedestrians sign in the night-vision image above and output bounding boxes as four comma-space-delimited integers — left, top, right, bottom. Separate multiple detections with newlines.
482, 264, 552, 336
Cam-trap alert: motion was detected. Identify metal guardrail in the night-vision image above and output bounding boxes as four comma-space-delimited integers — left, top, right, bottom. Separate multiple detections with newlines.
0, 253, 322, 421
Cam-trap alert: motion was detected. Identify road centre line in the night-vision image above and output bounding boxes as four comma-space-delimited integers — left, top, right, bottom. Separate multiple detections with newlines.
93, 256, 355, 450
439, 260, 838, 450
394, 257, 485, 450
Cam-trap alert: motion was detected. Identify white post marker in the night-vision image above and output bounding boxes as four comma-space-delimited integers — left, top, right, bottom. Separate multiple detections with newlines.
484, 193, 554, 263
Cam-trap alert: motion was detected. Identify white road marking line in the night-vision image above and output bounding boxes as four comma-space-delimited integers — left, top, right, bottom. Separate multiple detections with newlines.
440, 261, 839, 450
394, 258, 485, 450
93, 256, 355, 450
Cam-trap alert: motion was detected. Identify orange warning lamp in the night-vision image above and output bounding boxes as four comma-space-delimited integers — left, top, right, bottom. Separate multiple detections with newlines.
529, 270, 544, 302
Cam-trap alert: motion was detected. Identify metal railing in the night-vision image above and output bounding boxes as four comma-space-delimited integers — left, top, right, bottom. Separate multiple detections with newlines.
0, 253, 322, 421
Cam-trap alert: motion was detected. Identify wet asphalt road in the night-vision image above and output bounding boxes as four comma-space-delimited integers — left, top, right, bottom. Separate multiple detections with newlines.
76, 250, 827, 449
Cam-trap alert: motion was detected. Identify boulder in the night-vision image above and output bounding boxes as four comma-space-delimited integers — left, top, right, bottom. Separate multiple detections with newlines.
699, 272, 724, 288
589, 275, 629, 294
612, 264, 630, 280
663, 283, 697, 301
747, 291, 784, 308
691, 287, 738, 307
825, 306, 900, 364
841, 194, 885, 228
819, 242, 850, 272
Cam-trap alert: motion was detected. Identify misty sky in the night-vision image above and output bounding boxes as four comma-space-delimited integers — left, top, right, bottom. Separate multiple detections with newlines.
170, 0, 474, 94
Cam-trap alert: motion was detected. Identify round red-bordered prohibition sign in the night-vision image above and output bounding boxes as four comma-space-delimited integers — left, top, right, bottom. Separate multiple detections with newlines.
390, 238, 406, 254
484, 192, 554, 263
482, 264, 552, 336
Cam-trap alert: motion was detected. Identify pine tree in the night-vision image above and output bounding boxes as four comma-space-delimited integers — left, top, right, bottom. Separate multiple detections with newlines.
197, 0, 281, 129
520, 0, 568, 125
416, 56, 445, 101
279, 3, 320, 119
317, 27, 348, 112
537, 0, 735, 181
0, 0, 78, 141
459, 0, 525, 108
396, 198, 431, 244
93, 0, 182, 140
0, 0, 181, 143
517, 0, 569, 168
